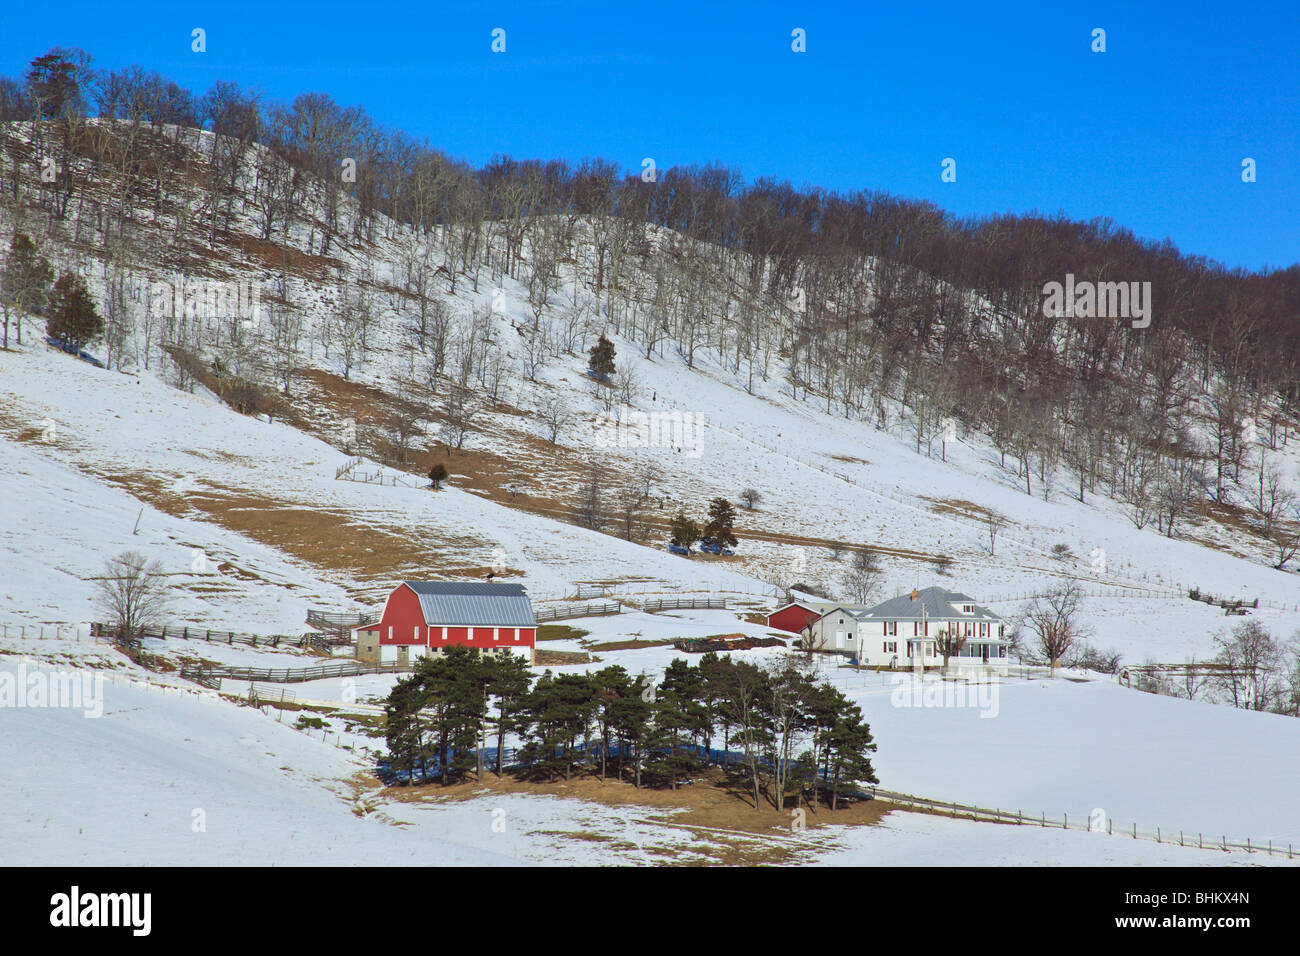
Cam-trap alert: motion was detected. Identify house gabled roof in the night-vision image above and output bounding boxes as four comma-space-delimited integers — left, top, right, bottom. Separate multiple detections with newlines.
405, 581, 537, 627
859, 587, 1002, 623
817, 605, 873, 622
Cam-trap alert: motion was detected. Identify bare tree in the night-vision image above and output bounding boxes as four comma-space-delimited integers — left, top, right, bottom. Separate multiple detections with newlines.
1211, 620, 1283, 711
932, 625, 967, 674
613, 479, 649, 541
739, 487, 762, 510
985, 511, 1006, 555
575, 458, 608, 531
438, 382, 483, 451
95, 550, 170, 645
541, 399, 572, 445
1253, 454, 1294, 538
1270, 506, 1300, 570
1022, 580, 1089, 670
841, 546, 882, 605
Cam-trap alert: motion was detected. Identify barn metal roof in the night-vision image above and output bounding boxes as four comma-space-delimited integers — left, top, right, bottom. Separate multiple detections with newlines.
403, 581, 537, 627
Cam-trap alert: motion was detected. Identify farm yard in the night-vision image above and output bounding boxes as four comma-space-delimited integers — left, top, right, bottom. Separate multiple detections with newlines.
4, 595, 1299, 867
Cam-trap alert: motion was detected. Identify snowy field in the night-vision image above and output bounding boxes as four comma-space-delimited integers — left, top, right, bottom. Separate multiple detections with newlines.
3, 657, 1288, 867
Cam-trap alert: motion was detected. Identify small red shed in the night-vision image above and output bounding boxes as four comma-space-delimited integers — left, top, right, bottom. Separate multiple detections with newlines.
766, 601, 825, 635
355, 581, 536, 665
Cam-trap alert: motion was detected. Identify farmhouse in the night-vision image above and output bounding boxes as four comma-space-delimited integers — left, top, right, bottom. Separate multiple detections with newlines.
809, 587, 1008, 669
354, 581, 537, 666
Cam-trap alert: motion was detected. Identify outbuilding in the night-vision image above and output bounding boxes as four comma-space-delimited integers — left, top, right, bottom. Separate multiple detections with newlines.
354, 581, 537, 666
766, 600, 834, 634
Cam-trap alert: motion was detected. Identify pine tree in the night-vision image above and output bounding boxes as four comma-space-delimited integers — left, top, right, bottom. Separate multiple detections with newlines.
703, 497, 739, 548
385, 675, 427, 784
485, 651, 533, 776
46, 271, 102, 356
825, 704, 878, 810
611, 676, 654, 787
587, 332, 616, 380
670, 510, 701, 548
590, 665, 633, 780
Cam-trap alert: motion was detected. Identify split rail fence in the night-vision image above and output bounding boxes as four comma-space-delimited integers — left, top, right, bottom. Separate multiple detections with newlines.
534, 601, 623, 622
870, 788, 1297, 859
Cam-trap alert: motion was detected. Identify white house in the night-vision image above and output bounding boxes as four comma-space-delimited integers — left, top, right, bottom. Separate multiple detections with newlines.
809, 587, 1008, 670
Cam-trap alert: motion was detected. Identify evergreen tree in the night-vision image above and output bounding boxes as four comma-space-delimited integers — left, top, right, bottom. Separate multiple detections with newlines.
646, 687, 703, 789
589, 665, 633, 780
670, 510, 701, 549
587, 332, 616, 380
703, 497, 739, 548
384, 675, 425, 784
485, 652, 533, 776
46, 271, 103, 355
518, 672, 596, 782
611, 675, 654, 787
428, 462, 448, 490
824, 703, 878, 810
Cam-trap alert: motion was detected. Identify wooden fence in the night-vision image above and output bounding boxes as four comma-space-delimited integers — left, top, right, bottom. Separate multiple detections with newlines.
89, 622, 311, 648
306, 609, 377, 631
869, 787, 1298, 859
0, 623, 98, 642
534, 601, 623, 622
642, 597, 729, 612
180, 659, 412, 685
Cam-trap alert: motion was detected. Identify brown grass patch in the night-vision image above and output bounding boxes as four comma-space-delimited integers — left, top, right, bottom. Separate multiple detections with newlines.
585, 638, 677, 652
380, 768, 892, 866
183, 489, 481, 584
533, 648, 593, 666
535, 625, 591, 642
923, 496, 996, 522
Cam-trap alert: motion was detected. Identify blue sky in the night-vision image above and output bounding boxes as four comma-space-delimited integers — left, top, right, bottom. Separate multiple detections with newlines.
3, 0, 1297, 270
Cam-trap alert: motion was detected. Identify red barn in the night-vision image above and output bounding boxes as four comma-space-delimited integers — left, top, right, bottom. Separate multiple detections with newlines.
766, 601, 826, 635
355, 581, 536, 666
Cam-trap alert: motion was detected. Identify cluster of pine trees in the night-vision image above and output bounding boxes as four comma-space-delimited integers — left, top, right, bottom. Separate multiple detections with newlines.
670, 497, 738, 550
385, 646, 878, 812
